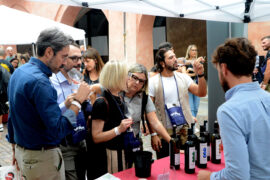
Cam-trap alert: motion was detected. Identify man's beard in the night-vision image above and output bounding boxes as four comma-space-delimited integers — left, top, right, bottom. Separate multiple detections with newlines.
165, 62, 177, 71
220, 72, 230, 92
74, 64, 81, 69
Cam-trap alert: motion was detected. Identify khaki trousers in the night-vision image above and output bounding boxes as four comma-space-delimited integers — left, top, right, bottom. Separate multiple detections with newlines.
15, 145, 65, 180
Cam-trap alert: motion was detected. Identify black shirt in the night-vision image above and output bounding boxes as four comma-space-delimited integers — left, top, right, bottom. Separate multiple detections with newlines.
91, 90, 126, 150
84, 74, 99, 85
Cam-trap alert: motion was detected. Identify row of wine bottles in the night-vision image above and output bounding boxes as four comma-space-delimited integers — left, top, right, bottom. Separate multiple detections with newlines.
169, 120, 221, 174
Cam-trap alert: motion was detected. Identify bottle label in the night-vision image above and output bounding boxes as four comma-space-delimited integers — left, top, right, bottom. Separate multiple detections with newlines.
205, 122, 208, 131
216, 139, 221, 160
175, 153, 180, 165
200, 143, 207, 164
195, 149, 197, 161
207, 146, 210, 157
189, 147, 195, 169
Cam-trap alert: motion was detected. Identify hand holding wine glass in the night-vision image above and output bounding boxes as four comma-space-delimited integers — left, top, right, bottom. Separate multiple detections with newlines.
74, 81, 92, 104
67, 68, 84, 85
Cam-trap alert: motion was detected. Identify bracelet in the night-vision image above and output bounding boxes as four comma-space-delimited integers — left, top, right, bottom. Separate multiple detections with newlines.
114, 127, 121, 136
73, 98, 82, 105
198, 73, 204, 78
151, 132, 157, 137
71, 100, 81, 109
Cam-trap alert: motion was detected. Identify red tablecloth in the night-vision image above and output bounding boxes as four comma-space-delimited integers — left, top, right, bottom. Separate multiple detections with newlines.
114, 152, 225, 180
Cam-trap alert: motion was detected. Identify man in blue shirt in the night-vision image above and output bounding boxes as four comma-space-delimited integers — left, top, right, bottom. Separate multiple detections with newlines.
50, 42, 87, 180
7, 28, 91, 180
198, 38, 270, 180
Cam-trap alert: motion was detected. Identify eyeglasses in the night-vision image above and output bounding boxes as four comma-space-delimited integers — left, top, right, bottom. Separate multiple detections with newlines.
68, 56, 82, 62
129, 73, 146, 84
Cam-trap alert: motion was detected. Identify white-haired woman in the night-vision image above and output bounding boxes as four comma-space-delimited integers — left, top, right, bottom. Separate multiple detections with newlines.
91, 60, 133, 174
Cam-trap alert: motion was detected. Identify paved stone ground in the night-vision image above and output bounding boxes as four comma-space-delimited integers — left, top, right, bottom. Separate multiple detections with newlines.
0, 123, 12, 166
0, 95, 208, 167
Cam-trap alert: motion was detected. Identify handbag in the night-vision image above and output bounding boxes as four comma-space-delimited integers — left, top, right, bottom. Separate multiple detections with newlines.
107, 90, 141, 151
161, 75, 187, 126
71, 111, 87, 144
124, 130, 141, 152
165, 103, 186, 126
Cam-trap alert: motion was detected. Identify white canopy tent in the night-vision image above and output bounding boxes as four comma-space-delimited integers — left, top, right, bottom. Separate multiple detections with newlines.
0, 5, 86, 45
26, 0, 270, 23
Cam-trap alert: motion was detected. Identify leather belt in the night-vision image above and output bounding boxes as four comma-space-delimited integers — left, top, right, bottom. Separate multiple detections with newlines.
17, 144, 58, 151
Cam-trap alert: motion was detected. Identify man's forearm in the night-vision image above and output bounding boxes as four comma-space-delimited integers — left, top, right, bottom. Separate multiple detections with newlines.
263, 59, 270, 84
197, 76, 207, 97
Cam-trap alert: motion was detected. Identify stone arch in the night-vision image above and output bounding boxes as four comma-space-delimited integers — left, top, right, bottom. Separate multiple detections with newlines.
136, 15, 155, 70
10, 4, 29, 13
58, 6, 109, 26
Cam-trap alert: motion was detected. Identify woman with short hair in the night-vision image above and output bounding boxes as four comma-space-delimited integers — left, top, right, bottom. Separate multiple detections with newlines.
91, 60, 133, 174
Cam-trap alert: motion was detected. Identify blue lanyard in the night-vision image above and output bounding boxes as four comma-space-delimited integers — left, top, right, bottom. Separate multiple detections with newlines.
160, 74, 181, 104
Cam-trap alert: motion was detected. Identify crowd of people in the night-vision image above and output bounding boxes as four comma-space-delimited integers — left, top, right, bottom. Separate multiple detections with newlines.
0, 27, 269, 180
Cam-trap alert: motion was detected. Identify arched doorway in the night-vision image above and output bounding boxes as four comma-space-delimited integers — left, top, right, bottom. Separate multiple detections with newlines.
152, 16, 167, 64
75, 9, 109, 63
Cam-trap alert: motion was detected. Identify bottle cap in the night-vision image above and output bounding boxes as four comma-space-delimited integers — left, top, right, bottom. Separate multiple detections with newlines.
200, 125, 205, 132
214, 121, 219, 129
188, 128, 193, 135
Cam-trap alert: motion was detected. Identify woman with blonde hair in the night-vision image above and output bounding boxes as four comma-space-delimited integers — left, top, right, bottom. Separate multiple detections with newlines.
91, 60, 133, 174
185, 45, 200, 117
83, 48, 104, 85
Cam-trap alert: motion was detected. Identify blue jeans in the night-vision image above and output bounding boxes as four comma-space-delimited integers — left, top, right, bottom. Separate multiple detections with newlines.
188, 92, 200, 117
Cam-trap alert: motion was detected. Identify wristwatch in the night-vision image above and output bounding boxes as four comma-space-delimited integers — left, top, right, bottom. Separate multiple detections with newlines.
198, 73, 204, 78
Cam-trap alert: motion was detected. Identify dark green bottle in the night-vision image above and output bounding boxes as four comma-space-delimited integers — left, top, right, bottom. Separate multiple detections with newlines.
203, 120, 210, 161
170, 125, 180, 170
190, 123, 198, 163
211, 121, 221, 164
185, 128, 195, 174
197, 125, 207, 168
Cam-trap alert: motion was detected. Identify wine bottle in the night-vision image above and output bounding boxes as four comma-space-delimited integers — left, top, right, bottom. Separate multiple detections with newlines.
203, 120, 210, 161
197, 125, 207, 168
252, 73, 258, 82
211, 121, 221, 164
185, 128, 196, 174
191, 123, 198, 163
170, 125, 180, 170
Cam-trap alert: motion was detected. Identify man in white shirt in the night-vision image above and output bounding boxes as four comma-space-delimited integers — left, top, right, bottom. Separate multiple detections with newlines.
148, 47, 207, 158
50, 42, 87, 180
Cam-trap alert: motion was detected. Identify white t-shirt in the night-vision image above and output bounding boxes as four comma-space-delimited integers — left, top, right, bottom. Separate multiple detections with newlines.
149, 73, 193, 128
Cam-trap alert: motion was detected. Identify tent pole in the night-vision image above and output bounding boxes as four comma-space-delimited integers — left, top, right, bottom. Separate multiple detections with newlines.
229, 22, 231, 38
83, 38, 87, 50
243, 23, 248, 38
124, 12, 127, 61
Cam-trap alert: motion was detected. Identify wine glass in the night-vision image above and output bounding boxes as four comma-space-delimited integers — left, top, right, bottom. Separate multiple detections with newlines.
67, 68, 84, 93
125, 108, 134, 133
67, 68, 84, 85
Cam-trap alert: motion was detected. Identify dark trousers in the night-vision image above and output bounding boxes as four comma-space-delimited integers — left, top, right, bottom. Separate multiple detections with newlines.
75, 149, 87, 180
86, 134, 107, 180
